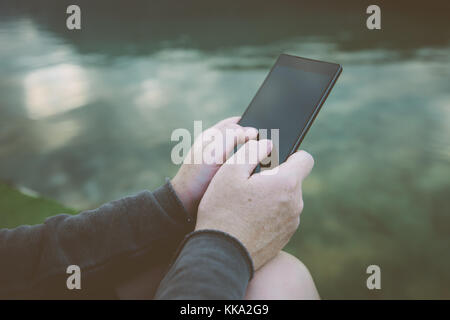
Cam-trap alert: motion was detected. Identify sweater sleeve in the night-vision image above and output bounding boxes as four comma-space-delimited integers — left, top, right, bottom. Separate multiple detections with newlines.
0, 179, 194, 299
154, 229, 254, 300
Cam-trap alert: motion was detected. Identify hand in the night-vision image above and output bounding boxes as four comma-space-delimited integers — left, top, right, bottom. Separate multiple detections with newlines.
172, 117, 258, 216
195, 139, 314, 270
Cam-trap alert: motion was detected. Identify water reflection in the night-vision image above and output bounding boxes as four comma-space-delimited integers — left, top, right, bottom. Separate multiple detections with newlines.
0, 6, 450, 299
24, 64, 89, 119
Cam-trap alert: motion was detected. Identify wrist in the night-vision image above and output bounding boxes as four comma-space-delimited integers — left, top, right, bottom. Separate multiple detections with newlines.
171, 175, 198, 216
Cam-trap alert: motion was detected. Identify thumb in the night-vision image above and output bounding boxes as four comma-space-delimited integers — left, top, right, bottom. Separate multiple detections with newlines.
226, 139, 273, 177
278, 150, 314, 182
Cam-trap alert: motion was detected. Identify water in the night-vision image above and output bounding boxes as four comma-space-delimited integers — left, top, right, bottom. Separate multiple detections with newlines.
0, 1, 449, 299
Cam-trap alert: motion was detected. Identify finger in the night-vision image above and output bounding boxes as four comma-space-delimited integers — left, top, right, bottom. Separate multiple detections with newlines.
221, 125, 258, 162
201, 123, 241, 153
226, 139, 273, 177
213, 116, 241, 129
202, 125, 258, 164
201, 117, 241, 147
278, 150, 314, 182
187, 117, 242, 164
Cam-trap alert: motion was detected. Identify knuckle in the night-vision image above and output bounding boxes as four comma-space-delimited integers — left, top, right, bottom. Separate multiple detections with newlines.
223, 123, 239, 133
277, 190, 291, 204
294, 215, 300, 229
234, 127, 247, 139
202, 128, 214, 138
287, 214, 300, 233
246, 139, 259, 150
214, 117, 235, 128
298, 198, 304, 213
293, 215, 300, 231
285, 176, 298, 190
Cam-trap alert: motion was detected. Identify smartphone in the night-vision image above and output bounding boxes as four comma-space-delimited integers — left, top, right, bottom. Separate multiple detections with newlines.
238, 53, 342, 168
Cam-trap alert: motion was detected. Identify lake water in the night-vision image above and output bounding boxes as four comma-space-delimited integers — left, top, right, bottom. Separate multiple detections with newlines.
0, 1, 449, 299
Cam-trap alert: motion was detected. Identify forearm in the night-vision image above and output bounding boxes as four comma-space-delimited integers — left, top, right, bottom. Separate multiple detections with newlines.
155, 230, 254, 300
0, 179, 194, 299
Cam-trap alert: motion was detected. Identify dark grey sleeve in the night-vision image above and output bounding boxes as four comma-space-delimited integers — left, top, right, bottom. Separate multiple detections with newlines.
155, 229, 254, 300
0, 179, 194, 299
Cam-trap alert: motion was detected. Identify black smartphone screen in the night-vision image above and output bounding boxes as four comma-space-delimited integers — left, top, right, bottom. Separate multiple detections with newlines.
239, 54, 342, 165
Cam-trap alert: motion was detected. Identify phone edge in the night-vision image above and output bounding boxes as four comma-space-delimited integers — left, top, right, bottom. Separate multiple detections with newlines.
288, 64, 343, 159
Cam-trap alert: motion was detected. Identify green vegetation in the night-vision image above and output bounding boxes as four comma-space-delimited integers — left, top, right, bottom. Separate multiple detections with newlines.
0, 183, 76, 229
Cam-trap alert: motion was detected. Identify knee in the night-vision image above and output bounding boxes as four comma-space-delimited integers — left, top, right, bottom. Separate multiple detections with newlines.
245, 251, 320, 300
268, 252, 320, 300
